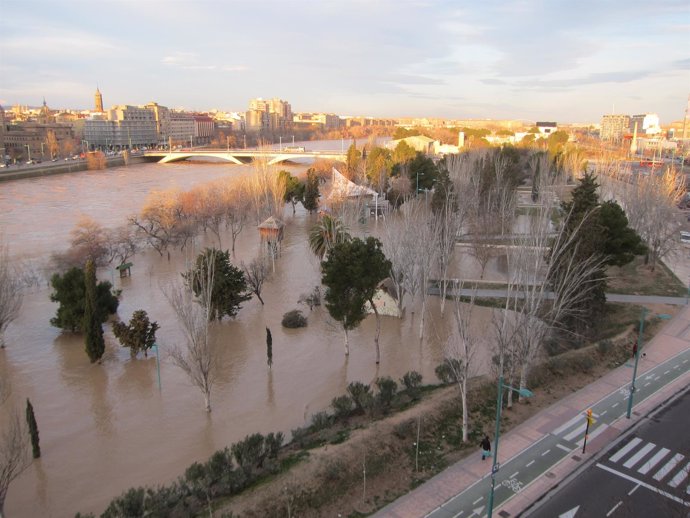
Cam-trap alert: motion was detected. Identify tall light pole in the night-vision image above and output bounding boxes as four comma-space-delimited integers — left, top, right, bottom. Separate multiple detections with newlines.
626, 308, 671, 418
25, 144, 31, 162
487, 376, 533, 518
279, 136, 282, 151
152, 342, 162, 390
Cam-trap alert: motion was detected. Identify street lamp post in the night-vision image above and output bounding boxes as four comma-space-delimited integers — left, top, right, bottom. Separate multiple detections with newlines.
152, 342, 162, 390
487, 376, 533, 518
279, 136, 282, 151
626, 308, 671, 418
25, 145, 31, 162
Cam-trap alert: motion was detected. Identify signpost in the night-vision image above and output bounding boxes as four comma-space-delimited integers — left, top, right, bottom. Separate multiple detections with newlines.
582, 409, 595, 454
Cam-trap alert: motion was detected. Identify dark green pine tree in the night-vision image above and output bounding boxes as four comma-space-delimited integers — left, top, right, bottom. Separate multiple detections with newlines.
26, 398, 40, 458
552, 173, 606, 335
266, 327, 273, 368
84, 259, 106, 363
302, 169, 320, 213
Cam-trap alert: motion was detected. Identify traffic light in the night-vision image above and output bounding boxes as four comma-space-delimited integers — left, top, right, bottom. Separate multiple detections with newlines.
586, 408, 595, 426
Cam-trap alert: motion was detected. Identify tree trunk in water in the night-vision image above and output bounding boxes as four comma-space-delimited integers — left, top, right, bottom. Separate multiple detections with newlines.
344, 328, 350, 356
369, 299, 382, 364
439, 280, 447, 315
204, 390, 211, 413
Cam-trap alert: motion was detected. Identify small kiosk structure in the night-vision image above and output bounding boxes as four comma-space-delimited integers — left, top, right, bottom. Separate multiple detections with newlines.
258, 216, 285, 271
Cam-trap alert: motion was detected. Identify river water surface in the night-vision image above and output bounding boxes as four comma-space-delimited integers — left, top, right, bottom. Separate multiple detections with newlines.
0, 144, 502, 517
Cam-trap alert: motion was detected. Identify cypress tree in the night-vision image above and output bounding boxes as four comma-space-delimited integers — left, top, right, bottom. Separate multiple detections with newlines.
84, 259, 105, 363
26, 398, 40, 458
266, 327, 273, 368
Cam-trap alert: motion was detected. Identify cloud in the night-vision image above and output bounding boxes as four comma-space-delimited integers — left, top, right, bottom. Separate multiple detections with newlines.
1, 33, 117, 57
162, 52, 246, 72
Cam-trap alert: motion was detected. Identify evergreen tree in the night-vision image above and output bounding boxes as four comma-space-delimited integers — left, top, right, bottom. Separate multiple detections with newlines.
84, 259, 106, 362
26, 398, 40, 459
345, 143, 361, 176
266, 327, 272, 368
278, 170, 304, 214
112, 310, 160, 358
50, 266, 119, 332
321, 237, 391, 361
183, 248, 251, 321
302, 169, 320, 213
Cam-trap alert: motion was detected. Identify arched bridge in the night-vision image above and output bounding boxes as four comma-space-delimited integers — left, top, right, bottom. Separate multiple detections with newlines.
144, 149, 347, 165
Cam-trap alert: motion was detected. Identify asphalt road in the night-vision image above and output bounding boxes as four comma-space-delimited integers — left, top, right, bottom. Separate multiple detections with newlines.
424, 347, 690, 518
529, 388, 690, 518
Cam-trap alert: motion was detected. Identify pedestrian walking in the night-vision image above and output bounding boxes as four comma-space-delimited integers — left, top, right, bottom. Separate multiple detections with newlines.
480, 435, 491, 460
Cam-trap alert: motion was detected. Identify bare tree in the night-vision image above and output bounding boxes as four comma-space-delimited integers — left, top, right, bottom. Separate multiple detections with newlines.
130, 188, 184, 257
620, 167, 686, 270
443, 288, 480, 442
105, 224, 139, 267
507, 172, 607, 402
69, 215, 109, 266
164, 252, 216, 412
381, 214, 412, 317
223, 181, 251, 257
242, 256, 270, 305
0, 390, 30, 518
0, 245, 23, 349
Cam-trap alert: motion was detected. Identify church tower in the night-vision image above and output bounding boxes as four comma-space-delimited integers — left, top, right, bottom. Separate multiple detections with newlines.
94, 86, 104, 112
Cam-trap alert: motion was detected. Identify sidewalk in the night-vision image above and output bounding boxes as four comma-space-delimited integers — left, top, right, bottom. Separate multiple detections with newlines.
374, 303, 690, 518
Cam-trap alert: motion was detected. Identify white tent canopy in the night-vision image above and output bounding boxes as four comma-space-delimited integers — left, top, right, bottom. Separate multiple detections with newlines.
328, 167, 377, 200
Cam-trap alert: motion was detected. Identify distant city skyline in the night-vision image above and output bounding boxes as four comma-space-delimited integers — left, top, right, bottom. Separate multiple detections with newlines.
1, 0, 688, 123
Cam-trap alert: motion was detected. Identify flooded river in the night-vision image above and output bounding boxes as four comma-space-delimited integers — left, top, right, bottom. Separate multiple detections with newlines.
0, 151, 502, 517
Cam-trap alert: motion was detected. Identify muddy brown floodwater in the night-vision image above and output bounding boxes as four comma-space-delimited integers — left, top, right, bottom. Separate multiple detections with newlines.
0, 155, 502, 517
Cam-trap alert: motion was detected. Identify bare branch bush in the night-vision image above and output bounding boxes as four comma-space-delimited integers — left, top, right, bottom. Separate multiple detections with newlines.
0, 398, 30, 516
0, 244, 23, 348
242, 256, 270, 305
163, 252, 216, 412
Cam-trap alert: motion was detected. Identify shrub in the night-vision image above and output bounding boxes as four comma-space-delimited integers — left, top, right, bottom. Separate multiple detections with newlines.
401, 371, 423, 399
331, 395, 354, 419
264, 431, 284, 459
298, 286, 322, 310
281, 309, 307, 328
435, 359, 461, 384
232, 433, 266, 472
375, 376, 398, 409
597, 339, 613, 355
346, 381, 373, 413
309, 411, 332, 431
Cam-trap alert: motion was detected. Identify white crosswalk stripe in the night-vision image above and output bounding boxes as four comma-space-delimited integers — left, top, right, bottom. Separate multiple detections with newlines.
623, 443, 656, 469
668, 461, 690, 489
610, 437, 642, 463
653, 453, 684, 481
638, 448, 670, 475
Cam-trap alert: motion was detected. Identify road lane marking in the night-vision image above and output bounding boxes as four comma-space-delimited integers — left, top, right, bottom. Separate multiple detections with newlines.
576, 424, 609, 448
472, 496, 483, 505
610, 437, 642, 463
554, 415, 582, 436
654, 376, 660, 381
612, 402, 619, 408
509, 471, 519, 478
600, 410, 608, 416
654, 453, 685, 481
541, 449, 551, 456
564, 424, 586, 442
669, 461, 690, 488
683, 359, 688, 364
639, 448, 670, 475
596, 463, 690, 507
606, 501, 622, 516
526, 460, 535, 467
644, 382, 651, 387
628, 484, 640, 495
664, 370, 671, 374
623, 442, 656, 469
674, 365, 680, 369
556, 443, 571, 452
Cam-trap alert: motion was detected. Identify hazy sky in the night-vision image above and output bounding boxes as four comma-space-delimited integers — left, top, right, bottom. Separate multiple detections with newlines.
1, 0, 688, 123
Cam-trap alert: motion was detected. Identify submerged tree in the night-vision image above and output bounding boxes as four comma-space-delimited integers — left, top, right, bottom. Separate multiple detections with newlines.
321, 237, 391, 362
165, 258, 216, 412
266, 327, 273, 369
242, 256, 270, 305
84, 259, 106, 363
49, 266, 118, 332
0, 401, 30, 517
302, 169, 320, 213
308, 215, 351, 261
183, 248, 251, 321
112, 310, 160, 358
25, 399, 40, 459
0, 244, 23, 348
